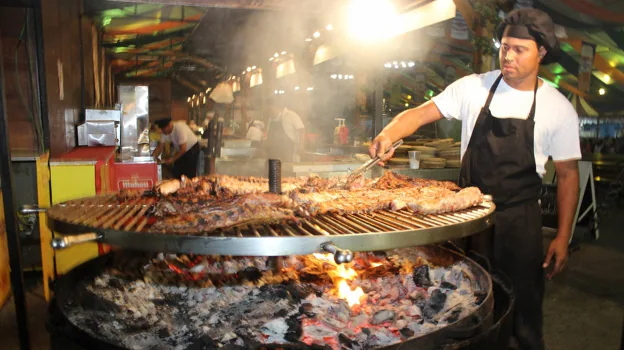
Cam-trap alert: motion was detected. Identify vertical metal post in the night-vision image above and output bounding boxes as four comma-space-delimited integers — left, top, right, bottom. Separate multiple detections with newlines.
78, 14, 86, 121
373, 73, 384, 138
33, 0, 50, 151
0, 36, 31, 350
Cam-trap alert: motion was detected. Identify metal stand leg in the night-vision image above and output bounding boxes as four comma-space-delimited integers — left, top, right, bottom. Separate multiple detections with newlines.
0, 37, 31, 349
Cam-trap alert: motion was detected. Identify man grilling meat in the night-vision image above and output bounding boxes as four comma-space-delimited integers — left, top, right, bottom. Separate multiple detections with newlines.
369, 8, 580, 350
152, 118, 200, 179
264, 96, 305, 162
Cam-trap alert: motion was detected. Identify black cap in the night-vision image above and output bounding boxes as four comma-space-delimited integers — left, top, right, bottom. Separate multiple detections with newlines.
495, 8, 561, 65
154, 118, 172, 129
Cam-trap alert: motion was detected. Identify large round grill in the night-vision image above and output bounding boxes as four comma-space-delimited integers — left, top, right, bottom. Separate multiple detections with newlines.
47, 194, 494, 256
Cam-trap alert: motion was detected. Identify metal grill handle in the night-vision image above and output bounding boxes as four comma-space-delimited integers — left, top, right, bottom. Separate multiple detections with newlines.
51, 233, 102, 250
321, 241, 354, 264
19, 205, 47, 215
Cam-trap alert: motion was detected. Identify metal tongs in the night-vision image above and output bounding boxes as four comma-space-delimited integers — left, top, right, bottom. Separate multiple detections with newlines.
349, 139, 404, 178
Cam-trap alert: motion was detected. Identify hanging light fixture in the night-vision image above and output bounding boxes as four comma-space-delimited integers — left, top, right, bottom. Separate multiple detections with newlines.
313, 44, 338, 65
276, 58, 296, 78
250, 68, 263, 87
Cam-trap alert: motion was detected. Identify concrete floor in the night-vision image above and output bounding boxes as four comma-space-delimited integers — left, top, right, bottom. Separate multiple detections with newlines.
1, 209, 623, 349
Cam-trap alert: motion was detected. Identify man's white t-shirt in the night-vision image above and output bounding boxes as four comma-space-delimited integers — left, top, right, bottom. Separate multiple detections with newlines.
160, 121, 198, 151
246, 120, 264, 141
267, 108, 305, 143
431, 70, 581, 176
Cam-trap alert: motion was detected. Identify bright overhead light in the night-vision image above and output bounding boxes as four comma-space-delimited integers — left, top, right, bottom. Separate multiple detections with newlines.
251, 66, 256, 69
401, 61, 406, 68
242, 71, 246, 74
330, 74, 337, 79
347, 0, 398, 43
269, 57, 274, 61
407, 61, 415, 67
295, 86, 300, 90
384, 63, 392, 68
307, 87, 314, 91
274, 53, 279, 57
247, 67, 252, 72
313, 31, 321, 38
187, 97, 191, 102
604, 75, 611, 83
305, 38, 312, 42
405, 103, 409, 107
407, 95, 412, 99
326, 24, 333, 31
599, 88, 606, 95
281, 51, 287, 55
192, 94, 196, 99
338, 74, 343, 79
274, 90, 279, 94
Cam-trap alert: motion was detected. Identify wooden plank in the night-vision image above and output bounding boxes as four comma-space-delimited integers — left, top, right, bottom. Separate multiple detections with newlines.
105, 0, 340, 13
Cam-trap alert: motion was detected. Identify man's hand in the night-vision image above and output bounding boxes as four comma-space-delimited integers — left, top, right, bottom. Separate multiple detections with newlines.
543, 236, 569, 279
369, 133, 394, 166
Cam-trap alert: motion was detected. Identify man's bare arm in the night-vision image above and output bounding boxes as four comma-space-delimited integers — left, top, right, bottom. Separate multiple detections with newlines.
152, 143, 164, 159
543, 159, 579, 279
554, 160, 579, 242
369, 101, 444, 161
168, 143, 188, 164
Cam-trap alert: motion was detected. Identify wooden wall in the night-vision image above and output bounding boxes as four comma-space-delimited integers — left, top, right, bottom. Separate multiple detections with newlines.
0, 7, 41, 152
171, 99, 189, 121
41, 0, 85, 155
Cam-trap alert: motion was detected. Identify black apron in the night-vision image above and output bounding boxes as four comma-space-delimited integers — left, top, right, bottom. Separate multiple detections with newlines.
459, 74, 545, 350
173, 142, 200, 179
266, 115, 296, 162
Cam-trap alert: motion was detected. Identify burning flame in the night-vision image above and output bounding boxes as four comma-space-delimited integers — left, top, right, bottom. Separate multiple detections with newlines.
370, 262, 383, 268
338, 280, 365, 307
311, 253, 365, 307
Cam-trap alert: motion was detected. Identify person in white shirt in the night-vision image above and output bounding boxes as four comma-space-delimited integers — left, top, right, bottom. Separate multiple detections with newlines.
245, 120, 264, 142
152, 118, 200, 179
265, 97, 305, 162
369, 8, 580, 350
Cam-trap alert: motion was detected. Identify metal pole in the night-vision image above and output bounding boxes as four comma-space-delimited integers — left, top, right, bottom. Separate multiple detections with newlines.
373, 73, 384, 138
0, 35, 31, 350
33, 0, 50, 151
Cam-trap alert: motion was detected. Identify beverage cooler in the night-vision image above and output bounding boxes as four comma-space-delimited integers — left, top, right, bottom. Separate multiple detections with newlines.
111, 159, 160, 192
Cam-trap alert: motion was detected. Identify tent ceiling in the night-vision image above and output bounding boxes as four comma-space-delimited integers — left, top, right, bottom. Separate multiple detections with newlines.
85, 0, 624, 111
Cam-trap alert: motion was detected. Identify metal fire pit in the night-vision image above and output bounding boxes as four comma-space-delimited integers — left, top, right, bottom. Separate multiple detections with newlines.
50, 245, 494, 350
45, 195, 495, 257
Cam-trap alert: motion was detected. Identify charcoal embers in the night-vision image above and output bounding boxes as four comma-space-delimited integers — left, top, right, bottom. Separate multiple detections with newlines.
371, 310, 395, 325
413, 265, 433, 288
422, 289, 447, 319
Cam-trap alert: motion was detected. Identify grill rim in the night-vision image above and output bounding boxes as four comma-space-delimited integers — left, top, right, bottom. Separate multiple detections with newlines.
47, 200, 495, 256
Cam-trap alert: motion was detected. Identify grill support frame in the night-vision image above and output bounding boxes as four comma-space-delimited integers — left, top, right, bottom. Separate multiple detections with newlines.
47, 202, 495, 256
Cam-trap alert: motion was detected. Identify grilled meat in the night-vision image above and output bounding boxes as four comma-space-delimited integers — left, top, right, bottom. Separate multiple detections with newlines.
291, 186, 477, 216
144, 172, 482, 233
374, 171, 460, 191
391, 187, 483, 213
151, 204, 297, 234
